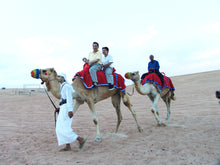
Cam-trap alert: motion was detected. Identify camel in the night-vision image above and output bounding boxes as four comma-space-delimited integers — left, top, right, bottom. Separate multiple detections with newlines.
125, 71, 176, 126
31, 68, 143, 142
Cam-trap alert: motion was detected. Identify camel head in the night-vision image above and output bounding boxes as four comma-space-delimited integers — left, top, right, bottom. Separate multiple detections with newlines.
31, 68, 61, 98
31, 68, 57, 86
125, 71, 140, 82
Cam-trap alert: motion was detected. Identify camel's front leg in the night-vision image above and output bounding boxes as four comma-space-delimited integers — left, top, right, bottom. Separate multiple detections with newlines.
73, 100, 84, 115
87, 101, 101, 142
150, 94, 162, 125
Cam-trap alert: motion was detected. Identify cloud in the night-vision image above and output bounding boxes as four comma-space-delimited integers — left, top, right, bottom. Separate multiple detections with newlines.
201, 22, 220, 34
15, 37, 71, 56
197, 48, 220, 59
128, 26, 159, 48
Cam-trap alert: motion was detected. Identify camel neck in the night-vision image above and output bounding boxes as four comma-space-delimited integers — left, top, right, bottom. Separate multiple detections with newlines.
47, 78, 61, 99
133, 80, 146, 95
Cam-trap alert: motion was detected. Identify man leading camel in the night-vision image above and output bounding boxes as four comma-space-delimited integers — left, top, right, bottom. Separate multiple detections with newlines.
56, 72, 87, 151
83, 42, 102, 87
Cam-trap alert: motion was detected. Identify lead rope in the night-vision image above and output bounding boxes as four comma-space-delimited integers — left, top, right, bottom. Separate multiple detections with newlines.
127, 85, 135, 96
44, 87, 58, 127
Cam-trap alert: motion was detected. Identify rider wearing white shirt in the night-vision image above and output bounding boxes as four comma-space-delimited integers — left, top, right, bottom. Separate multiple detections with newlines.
102, 47, 114, 90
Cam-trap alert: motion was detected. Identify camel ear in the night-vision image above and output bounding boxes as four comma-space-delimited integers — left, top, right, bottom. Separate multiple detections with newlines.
53, 69, 57, 76
49, 68, 56, 76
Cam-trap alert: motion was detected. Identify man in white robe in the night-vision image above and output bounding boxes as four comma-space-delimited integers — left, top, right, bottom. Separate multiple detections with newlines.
56, 72, 87, 151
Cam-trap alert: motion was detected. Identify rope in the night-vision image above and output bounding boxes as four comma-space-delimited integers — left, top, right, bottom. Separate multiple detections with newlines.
44, 88, 58, 127
127, 85, 135, 96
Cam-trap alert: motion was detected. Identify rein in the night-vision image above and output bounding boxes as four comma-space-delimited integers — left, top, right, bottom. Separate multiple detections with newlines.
44, 87, 59, 127
127, 86, 135, 96
41, 76, 59, 127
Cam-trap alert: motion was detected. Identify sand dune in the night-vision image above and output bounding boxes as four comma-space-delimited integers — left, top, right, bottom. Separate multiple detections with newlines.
0, 70, 220, 165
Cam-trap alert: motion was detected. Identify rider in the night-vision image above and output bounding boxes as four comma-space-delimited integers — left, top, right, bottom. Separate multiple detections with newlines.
102, 47, 114, 90
83, 42, 102, 88
141, 55, 164, 86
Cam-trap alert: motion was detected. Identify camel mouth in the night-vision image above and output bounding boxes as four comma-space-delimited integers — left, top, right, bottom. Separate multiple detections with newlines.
31, 69, 40, 79
125, 72, 130, 79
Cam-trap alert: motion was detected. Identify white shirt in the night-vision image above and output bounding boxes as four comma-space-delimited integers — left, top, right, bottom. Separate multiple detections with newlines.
102, 54, 113, 68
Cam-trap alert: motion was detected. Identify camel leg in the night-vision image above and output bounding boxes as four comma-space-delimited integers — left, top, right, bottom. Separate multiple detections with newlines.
163, 94, 171, 124
72, 100, 84, 115
87, 101, 101, 142
122, 93, 143, 132
150, 94, 162, 125
111, 94, 122, 133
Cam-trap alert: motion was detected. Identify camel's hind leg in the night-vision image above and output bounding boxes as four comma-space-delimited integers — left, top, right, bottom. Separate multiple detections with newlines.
111, 93, 122, 133
122, 93, 143, 132
163, 93, 171, 124
87, 101, 101, 142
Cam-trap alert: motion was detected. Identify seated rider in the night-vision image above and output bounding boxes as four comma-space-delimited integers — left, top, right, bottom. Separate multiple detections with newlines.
141, 55, 164, 86
102, 47, 114, 91
83, 42, 102, 88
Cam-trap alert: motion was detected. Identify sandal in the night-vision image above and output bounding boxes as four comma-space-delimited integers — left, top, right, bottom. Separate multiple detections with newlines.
59, 148, 72, 152
79, 138, 87, 150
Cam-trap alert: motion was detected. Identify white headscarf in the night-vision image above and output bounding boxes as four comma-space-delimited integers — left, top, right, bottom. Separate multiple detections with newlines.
59, 72, 67, 82
58, 72, 75, 93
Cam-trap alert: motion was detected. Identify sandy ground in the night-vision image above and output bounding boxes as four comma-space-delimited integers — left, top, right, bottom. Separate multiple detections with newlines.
0, 70, 220, 165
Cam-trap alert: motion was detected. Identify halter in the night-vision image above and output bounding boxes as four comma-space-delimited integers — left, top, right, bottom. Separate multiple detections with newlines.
41, 78, 59, 87
125, 72, 140, 82
31, 69, 58, 86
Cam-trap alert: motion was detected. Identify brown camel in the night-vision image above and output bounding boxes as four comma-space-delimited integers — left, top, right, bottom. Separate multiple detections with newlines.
31, 68, 143, 142
125, 71, 176, 126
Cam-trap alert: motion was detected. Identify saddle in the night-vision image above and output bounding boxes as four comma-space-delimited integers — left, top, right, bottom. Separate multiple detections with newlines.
72, 63, 126, 92
142, 72, 175, 91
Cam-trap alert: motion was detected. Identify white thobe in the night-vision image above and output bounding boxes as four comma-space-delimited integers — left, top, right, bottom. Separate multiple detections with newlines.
56, 82, 78, 146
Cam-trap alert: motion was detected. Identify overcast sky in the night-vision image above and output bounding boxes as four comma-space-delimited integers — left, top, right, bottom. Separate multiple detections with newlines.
0, 0, 220, 88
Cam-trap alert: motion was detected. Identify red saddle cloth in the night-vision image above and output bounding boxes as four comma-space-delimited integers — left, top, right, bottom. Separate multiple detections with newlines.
72, 64, 126, 92
142, 73, 175, 90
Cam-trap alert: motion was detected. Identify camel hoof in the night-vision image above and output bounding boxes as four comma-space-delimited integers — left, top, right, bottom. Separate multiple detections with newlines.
171, 96, 176, 101
94, 137, 102, 142
157, 123, 166, 127
138, 127, 144, 133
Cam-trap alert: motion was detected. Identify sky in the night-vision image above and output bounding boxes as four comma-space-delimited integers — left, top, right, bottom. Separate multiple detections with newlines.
0, 0, 220, 88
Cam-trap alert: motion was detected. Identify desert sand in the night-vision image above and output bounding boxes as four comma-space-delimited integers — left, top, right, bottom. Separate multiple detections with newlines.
0, 70, 220, 165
